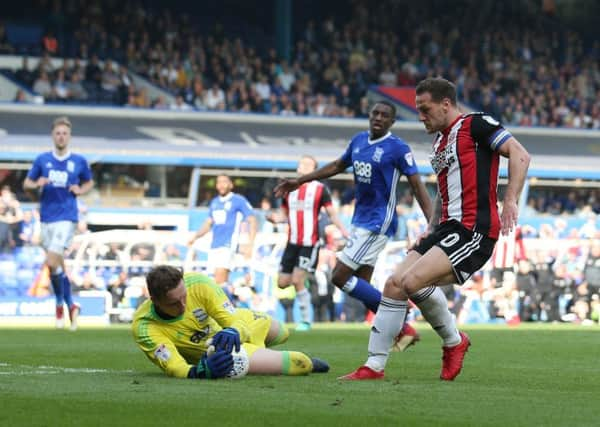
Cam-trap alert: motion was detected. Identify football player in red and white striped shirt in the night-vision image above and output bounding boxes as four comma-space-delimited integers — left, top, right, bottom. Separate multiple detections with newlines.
342, 77, 530, 381
277, 156, 348, 330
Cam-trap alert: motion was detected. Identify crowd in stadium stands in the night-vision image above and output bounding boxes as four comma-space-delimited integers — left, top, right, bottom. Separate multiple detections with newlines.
525, 188, 600, 216
2, 1, 600, 127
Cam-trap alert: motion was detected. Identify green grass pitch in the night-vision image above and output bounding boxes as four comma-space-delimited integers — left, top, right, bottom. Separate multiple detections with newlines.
1, 323, 598, 427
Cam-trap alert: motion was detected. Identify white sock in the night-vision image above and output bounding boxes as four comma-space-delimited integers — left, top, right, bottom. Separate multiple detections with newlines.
411, 286, 460, 347
365, 297, 407, 372
296, 288, 311, 323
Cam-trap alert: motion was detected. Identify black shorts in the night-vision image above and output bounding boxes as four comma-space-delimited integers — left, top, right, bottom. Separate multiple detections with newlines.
413, 220, 496, 284
279, 243, 320, 274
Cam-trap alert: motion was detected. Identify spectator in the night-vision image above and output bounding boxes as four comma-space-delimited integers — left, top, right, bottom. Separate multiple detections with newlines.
65, 73, 88, 101
117, 65, 133, 105
32, 71, 53, 99
0, 204, 15, 253
13, 89, 28, 103
278, 61, 296, 92
108, 271, 128, 309
170, 94, 192, 111
100, 59, 120, 99
185, 77, 206, 110
253, 75, 271, 101
85, 54, 102, 88
42, 31, 58, 54
15, 57, 34, 87
152, 95, 169, 109
52, 69, 70, 101
204, 83, 225, 110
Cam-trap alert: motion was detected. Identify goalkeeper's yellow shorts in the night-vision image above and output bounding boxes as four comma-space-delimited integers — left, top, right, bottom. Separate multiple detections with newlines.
237, 309, 272, 357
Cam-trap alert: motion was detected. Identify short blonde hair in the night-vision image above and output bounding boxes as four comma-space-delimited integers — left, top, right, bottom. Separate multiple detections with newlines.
52, 116, 72, 130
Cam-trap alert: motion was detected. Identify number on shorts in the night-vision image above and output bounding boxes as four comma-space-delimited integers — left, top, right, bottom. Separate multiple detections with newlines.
440, 233, 460, 248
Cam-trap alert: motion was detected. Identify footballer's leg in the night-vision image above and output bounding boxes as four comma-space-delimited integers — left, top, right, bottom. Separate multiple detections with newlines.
333, 228, 387, 313
246, 347, 328, 375
342, 248, 456, 380
240, 308, 289, 348
391, 251, 460, 349
410, 286, 461, 347
333, 261, 380, 313
265, 318, 289, 347
291, 266, 311, 331
46, 251, 66, 329
69, 301, 81, 331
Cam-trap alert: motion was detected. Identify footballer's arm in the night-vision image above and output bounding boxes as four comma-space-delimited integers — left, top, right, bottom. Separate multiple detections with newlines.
324, 205, 349, 238
189, 217, 213, 245
407, 173, 433, 223
297, 157, 347, 185
69, 179, 94, 196
134, 326, 193, 379
194, 280, 251, 343
274, 158, 348, 197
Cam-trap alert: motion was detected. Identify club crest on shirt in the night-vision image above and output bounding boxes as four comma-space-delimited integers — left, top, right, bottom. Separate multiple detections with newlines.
404, 152, 414, 166
224, 201, 231, 210
372, 147, 384, 163
46, 162, 53, 168
154, 344, 171, 362
222, 301, 235, 313
67, 160, 75, 173
353, 147, 360, 154
190, 326, 210, 343
192, 308, 208, 322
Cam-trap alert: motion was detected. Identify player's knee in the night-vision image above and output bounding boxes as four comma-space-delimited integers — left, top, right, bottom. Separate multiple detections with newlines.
266, 320, 289, 347
385, 275, 400, 289
46, 259, 61, 272
384, 275, 409, 299
277, 277, 291, 289
276, 323, 290, 345
399, 272, 423, 296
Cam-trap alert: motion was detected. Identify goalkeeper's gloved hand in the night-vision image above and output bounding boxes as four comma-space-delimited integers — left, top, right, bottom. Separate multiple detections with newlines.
196, 350, 233, 379
211, 327, 241, 353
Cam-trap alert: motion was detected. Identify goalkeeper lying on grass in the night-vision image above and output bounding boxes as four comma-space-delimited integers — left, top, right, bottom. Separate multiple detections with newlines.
132, 265, 329, 379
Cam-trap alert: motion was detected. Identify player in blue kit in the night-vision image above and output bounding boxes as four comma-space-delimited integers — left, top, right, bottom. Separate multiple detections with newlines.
23, 117, 94, 330
275, 101, 432, 349
189, 175, 257, 294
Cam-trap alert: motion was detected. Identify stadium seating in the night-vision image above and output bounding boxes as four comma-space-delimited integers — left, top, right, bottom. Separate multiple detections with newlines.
1, 1, 598, 127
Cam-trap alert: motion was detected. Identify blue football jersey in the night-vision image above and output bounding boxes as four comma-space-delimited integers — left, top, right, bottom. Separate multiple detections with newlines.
340, 131, 419, 237
208, 193, 254, 249
26, 151, 92, 223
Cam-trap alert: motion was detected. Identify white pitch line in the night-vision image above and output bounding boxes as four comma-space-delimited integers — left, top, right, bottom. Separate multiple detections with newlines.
0, 362, 135, 376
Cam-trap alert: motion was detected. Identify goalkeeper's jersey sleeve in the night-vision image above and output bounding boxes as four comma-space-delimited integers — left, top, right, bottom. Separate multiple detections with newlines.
132, 272, 251, 378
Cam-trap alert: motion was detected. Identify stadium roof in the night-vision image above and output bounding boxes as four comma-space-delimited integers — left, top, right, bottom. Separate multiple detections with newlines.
1, 104, 600, 179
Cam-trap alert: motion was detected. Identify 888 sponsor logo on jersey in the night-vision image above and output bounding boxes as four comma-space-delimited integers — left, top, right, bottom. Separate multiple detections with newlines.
48, 169, 69, 187
353, 161, 372, 183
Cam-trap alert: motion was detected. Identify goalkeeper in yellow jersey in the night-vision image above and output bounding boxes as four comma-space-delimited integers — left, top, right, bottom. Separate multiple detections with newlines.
132, 265, 330, 379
